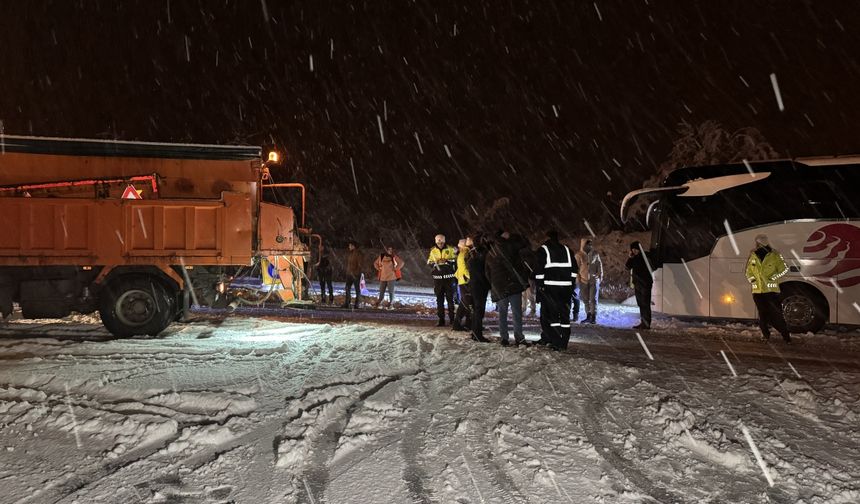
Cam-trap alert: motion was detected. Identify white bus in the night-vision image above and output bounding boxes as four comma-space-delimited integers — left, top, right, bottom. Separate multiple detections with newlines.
621, 157, 860, 333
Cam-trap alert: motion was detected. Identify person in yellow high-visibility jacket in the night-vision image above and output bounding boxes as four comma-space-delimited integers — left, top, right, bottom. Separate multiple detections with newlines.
428, 234, 457, 326
452, 238, 473, 331
745, 234, 791, 343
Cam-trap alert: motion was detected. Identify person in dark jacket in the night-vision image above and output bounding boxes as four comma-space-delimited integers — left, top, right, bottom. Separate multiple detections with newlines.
467, 235, 491, 343
534, 230, 576, 350
520, 247, 539, 317
625, 241, 653, 329
342, 240, 364, 309
316, 244, 334, 304
485, 231, 530, 346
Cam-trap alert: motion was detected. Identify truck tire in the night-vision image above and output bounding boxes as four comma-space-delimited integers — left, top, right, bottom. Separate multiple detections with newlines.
780, 283, 828, 334
99, 275, 175, 337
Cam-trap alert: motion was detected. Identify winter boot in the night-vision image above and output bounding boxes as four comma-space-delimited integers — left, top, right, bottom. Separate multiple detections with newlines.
436, 318, 446, 327
471, 332, 489, 343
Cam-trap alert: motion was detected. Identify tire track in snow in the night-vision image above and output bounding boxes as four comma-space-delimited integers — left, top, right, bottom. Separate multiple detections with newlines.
555, 356, 688, 504
309, 334, 441, 503
415, 346, 537, 504
397, 335, 439, 504
462, 363, 535, 504
296, 374, 415, 504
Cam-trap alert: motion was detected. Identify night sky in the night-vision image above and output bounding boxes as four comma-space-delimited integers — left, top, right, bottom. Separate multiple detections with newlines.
2, 1, 859, 244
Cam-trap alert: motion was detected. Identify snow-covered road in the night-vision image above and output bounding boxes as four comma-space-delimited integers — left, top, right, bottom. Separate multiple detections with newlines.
0, 309, 859, 503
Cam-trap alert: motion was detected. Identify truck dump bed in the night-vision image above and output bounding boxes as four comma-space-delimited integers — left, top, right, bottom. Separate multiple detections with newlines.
0, 193, 254, 266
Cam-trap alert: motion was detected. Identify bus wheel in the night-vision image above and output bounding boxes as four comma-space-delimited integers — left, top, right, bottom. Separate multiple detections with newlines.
780, 283, 828, 334
100, 275, 175, 337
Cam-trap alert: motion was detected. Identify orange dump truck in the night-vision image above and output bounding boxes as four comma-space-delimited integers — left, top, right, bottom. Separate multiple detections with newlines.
0, 135, 309, 336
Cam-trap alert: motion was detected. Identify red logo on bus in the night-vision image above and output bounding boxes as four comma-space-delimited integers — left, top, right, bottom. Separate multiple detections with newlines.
803, 223, 860, 288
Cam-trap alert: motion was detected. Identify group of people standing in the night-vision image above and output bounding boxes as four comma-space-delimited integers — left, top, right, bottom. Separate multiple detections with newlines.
315, 241, 403, 309
315, 229, 794, 351
427, 230, 611, 351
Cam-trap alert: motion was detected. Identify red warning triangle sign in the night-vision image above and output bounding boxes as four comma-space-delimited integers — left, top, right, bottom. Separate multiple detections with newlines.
121, 185, 143, 200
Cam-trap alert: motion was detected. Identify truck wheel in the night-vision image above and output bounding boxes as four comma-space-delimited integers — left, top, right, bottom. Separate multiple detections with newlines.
780, 283, 828, 334
100, 275, 175, 337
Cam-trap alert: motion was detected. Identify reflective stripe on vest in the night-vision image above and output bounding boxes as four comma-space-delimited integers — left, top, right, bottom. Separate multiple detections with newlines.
542, 245, 572, 268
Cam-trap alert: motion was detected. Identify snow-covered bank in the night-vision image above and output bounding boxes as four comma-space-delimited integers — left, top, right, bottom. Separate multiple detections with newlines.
0, 315, 858, 503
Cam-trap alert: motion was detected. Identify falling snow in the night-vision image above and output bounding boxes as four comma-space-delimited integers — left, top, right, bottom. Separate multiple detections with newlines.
770, 73, 785, 112
0, 3, 859, 501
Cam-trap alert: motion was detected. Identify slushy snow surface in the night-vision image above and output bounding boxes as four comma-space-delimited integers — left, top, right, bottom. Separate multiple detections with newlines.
0, 306, 858, 503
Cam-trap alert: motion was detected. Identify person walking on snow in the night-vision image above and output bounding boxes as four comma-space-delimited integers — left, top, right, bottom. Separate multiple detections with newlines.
453, 238, 474, 331
575, 238, 603, 324
625, 241, 653, 330
486, 231, 531, 346
427, 234, 457, 327
534, 230, 577, 351
316, 244, 334, 305
746, 234, 792, 343
342, 240, 365, 309
373, 246, 401, 309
